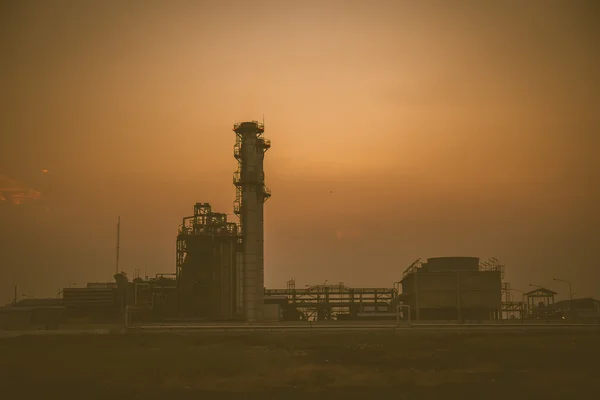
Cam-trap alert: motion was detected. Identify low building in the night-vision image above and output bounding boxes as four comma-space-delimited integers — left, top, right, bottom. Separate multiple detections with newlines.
0, 303, 64, 330
537, 298, 600, 322
524, 287, 556, 317
397, 257, 503, 321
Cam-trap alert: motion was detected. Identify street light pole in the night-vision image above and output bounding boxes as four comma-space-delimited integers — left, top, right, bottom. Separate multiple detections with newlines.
529, 283, 543, 289
553, 278, 573, 300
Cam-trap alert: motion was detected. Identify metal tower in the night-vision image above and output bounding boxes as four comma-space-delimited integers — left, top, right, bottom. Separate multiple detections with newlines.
232, 121, 271, 322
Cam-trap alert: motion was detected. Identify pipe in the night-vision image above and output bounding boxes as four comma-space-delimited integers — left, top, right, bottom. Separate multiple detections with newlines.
156, 273, 176, 278
396, 305, 411, 326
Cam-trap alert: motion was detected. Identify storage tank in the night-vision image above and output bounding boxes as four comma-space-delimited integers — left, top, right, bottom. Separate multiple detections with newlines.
176, 203, 239, 320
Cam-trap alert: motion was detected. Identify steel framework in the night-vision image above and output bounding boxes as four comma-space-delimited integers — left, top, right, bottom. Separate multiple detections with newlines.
176, 203, 237, 278
265, 283, 395, 321
501, 282, 527, 319
501, 301, 527, 319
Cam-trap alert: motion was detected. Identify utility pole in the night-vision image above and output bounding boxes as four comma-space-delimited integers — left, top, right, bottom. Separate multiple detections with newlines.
456, 271, 462, 323
553, 278, 573, 300
14, 284, 17, 305
116, 216, 121, 275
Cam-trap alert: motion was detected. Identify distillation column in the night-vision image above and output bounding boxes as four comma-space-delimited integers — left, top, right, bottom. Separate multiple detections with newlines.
233, 121, 271, 322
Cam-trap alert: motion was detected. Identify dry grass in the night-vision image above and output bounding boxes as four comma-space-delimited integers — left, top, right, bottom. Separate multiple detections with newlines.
1, 331, 599, 399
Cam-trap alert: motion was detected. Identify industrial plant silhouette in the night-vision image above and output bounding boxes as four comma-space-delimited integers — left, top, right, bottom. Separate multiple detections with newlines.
10, 121, 585, 326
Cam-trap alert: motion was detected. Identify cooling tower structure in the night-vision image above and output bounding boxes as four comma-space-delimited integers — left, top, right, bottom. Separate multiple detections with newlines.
176, 203, 239, 319
232, 121, 271, 322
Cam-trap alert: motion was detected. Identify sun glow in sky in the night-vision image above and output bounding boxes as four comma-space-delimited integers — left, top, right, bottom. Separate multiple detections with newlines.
1, 0, 599, 302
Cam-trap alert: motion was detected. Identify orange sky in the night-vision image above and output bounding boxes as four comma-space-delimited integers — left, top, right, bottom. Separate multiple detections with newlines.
1, 0, 599, 302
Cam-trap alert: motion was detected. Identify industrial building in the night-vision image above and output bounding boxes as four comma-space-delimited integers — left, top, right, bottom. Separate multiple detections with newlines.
176, 203, 238, 319
4, 119, 580, 328
536, 298, 600, 322
397, 257, 503, 321
164, 120, 272, 322
173, 121, 271, 322
173, 120, 272, 322
62, 282, 120, 321
48, 121, 273, 324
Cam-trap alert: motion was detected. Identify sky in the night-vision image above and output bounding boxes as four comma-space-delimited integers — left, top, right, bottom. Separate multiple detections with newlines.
1, 0, 599, 303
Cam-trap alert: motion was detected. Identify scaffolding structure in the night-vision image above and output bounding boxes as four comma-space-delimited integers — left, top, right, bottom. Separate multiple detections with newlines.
265, 283, 395, 321
232, 121, 271, 322
500, 282, 527, 319
479, 257, 505, 279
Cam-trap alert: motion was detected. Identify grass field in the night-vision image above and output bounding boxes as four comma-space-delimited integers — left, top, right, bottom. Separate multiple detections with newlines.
1, 331, 599, 399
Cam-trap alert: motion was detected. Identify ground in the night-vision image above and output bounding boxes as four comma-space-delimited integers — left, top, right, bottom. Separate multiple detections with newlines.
1, 330, 599, 399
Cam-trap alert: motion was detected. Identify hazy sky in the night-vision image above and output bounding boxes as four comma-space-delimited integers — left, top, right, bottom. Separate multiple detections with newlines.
1, 0, 599, 303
